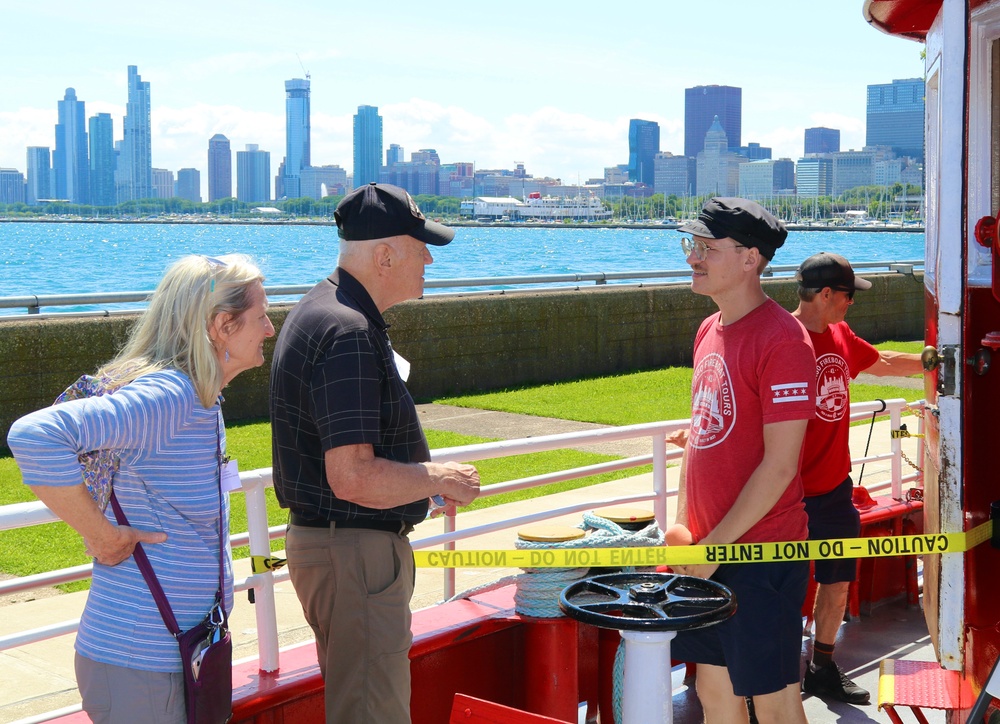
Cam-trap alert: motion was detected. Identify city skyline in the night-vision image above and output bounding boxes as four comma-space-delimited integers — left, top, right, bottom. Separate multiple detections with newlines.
0, 1, 923, 200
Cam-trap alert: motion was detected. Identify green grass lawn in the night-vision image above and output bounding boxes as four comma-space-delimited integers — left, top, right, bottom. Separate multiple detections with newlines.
0, 342, 925, 587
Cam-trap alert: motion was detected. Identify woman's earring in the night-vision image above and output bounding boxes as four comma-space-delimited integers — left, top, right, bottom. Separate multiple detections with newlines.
225, 349, 230, 363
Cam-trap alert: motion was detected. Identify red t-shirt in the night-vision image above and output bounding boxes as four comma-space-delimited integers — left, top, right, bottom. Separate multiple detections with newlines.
685, 299, 814, 544
800, 321, 880, 496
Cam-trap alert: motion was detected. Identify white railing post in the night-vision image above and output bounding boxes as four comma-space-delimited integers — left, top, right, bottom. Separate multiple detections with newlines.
652, 432, 668, 532
890, 401, 903, 500
444, 512, 456, 601
241, 470, 280, 673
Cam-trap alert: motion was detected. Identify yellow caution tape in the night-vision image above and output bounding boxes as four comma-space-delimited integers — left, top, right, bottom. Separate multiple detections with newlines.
891, 428, 925, 439
250, 555, 287, 573
412, 521, 993, 569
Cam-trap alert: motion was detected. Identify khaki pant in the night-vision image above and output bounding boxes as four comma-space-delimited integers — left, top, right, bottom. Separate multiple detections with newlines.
286, 524, 415, 724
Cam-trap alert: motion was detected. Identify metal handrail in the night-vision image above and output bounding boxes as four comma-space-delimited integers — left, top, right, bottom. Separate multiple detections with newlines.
0, 261, 925, 316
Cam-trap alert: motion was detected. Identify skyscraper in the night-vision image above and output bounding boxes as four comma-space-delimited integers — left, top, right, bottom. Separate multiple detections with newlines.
386, 143, 404, 166
804, 127, 841, 155
53, 88, 89, 204
684, 85, 742, 158
627, 119, 660, 187
176, 168, 201, 203
237, 144, 271, 203
353, 105, 383, 188
283, 78, 311, 199
866, 78, 925, 161
120, 65, 152, 201
208, 134, 232, 202
26, 147, 51, 205
88, 113, 116, 207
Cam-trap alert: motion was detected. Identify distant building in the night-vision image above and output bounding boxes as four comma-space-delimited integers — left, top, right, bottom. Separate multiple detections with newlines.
831, 149, 877, 195
208, 134, 232, 201
438, 162, 474, 198
26, 147, 51, 205
804, 127, 840, 155
604, 166, 629, 184
237, 144, 271, 203
653, 152, 696, 197
796, 156, 834, 197
685, 85, 741, 158
283, 78, 310, 199
88, 113, 116, 206
176, 168, 201, 203
53, 88, 89, 204
738, 142, 771, 160
867, 78, 925, 161
152, 168, 174, 199
696, 116, 743, 196
119, 65, 152, 201
386, 144, 404, 166
0, 168, 26, 204
628, 119, 660, 187
738, 158, 795, 199
300, 165, 348, 199
353, 105, 383, 188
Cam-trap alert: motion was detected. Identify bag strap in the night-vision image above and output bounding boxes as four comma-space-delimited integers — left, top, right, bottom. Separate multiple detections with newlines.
109, 411, 227, 638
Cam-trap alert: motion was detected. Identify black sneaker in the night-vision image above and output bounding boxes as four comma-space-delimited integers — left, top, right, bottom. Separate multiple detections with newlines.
802, 661, 871, 704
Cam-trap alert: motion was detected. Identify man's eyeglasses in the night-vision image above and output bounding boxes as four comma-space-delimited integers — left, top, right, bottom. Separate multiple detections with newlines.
830, 287, 855, 300
680, 236, 745, 261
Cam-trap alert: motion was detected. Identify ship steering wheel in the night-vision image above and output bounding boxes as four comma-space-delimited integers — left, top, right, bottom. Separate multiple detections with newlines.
559, 572, 736, 631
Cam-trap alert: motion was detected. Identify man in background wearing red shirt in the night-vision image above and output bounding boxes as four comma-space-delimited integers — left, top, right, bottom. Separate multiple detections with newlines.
792, 252, 924, 706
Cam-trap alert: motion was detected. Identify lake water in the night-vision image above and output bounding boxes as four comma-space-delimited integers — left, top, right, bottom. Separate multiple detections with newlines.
0, 222, 924, 312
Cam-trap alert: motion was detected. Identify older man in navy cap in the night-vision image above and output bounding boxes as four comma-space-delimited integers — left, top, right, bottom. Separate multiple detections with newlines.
270, 183, 480, 723
671, 197, 815, 724
792, 252, 924, 707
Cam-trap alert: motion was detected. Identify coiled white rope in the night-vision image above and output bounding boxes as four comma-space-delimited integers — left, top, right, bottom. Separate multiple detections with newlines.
446, 511, 664, 618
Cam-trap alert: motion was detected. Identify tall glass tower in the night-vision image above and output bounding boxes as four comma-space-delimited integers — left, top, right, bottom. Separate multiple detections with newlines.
53, 88, 89, 204
866, 78, 925, 161
283, 78, 311, 199
684, 85, 742, 158
353, 105, 383, 188
89, 113, 116, 207
119, 65, 152, 201
208, 134, 232, 202
627, 119, 660, 186
26, 147, 51, 205
237, 144, 271, 203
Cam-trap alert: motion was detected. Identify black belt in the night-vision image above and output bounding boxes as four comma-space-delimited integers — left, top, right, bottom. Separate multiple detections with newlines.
290, 512, 413, 536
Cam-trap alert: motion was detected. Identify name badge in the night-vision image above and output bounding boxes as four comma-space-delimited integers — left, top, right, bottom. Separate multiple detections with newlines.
393, 350, 411, 382
220, 459, 241, 492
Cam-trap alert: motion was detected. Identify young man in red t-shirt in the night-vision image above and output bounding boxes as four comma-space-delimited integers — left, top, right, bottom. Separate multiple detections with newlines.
792, 252, 924, 706
672, 198, 815, 724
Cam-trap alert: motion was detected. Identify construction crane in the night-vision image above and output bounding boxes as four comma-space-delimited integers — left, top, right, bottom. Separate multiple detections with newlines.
296, 53, 310, 81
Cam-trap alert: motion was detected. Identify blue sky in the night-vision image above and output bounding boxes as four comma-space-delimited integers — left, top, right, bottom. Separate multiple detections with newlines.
0, 1, 924, 198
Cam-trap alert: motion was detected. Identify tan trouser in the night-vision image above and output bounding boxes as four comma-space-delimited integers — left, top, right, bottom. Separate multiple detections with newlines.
285, 524, 415, 724
75, 653, 185, 724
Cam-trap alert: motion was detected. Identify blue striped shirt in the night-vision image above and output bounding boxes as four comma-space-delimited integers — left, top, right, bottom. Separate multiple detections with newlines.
7, 369, 234, 673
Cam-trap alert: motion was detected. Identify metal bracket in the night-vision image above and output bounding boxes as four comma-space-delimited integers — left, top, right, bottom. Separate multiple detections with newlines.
937, 344, 959, 397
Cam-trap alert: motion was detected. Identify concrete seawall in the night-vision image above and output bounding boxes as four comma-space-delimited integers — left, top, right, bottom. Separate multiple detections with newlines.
0, 272, 925, 447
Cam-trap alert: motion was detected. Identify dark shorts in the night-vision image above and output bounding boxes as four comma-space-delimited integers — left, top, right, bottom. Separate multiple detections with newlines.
805, 476, 861, 584
671, 559, 809, 697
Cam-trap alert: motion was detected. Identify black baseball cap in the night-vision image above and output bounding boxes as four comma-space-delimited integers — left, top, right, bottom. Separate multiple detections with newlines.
678, 197, 788, 261
334, 182, 455, 246
796, 252, 873, 292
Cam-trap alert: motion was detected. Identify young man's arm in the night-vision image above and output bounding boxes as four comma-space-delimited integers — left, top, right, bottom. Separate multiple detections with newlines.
675, 417, 808, 579
864, 350, 925, 378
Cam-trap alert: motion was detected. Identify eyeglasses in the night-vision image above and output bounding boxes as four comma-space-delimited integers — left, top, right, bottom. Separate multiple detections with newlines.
680, 237, 745, 261
202, 255, 229, 292
830, 287, 855, 301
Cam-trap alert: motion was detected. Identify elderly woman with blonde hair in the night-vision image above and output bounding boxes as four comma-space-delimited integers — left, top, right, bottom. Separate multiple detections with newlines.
7, 254, 274, 724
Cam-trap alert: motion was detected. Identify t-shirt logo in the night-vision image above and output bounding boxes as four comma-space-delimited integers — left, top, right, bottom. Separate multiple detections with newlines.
690, 352, 735, 448
814, 353, 850, 422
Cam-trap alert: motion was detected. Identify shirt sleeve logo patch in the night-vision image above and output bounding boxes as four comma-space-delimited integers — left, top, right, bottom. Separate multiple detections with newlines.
771, 382, 811, 403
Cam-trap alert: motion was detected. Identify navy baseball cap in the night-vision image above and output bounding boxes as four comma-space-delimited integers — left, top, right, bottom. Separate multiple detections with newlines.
334, 182, 454, 246
679, 197, 788, 260
797, 252, 873, 292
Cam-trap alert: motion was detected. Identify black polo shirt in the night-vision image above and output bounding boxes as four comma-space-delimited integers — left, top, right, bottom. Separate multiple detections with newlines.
269, 268, 430, 524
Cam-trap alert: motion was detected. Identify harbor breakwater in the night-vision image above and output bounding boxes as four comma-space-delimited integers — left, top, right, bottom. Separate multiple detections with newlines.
0, 273, 924, 447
